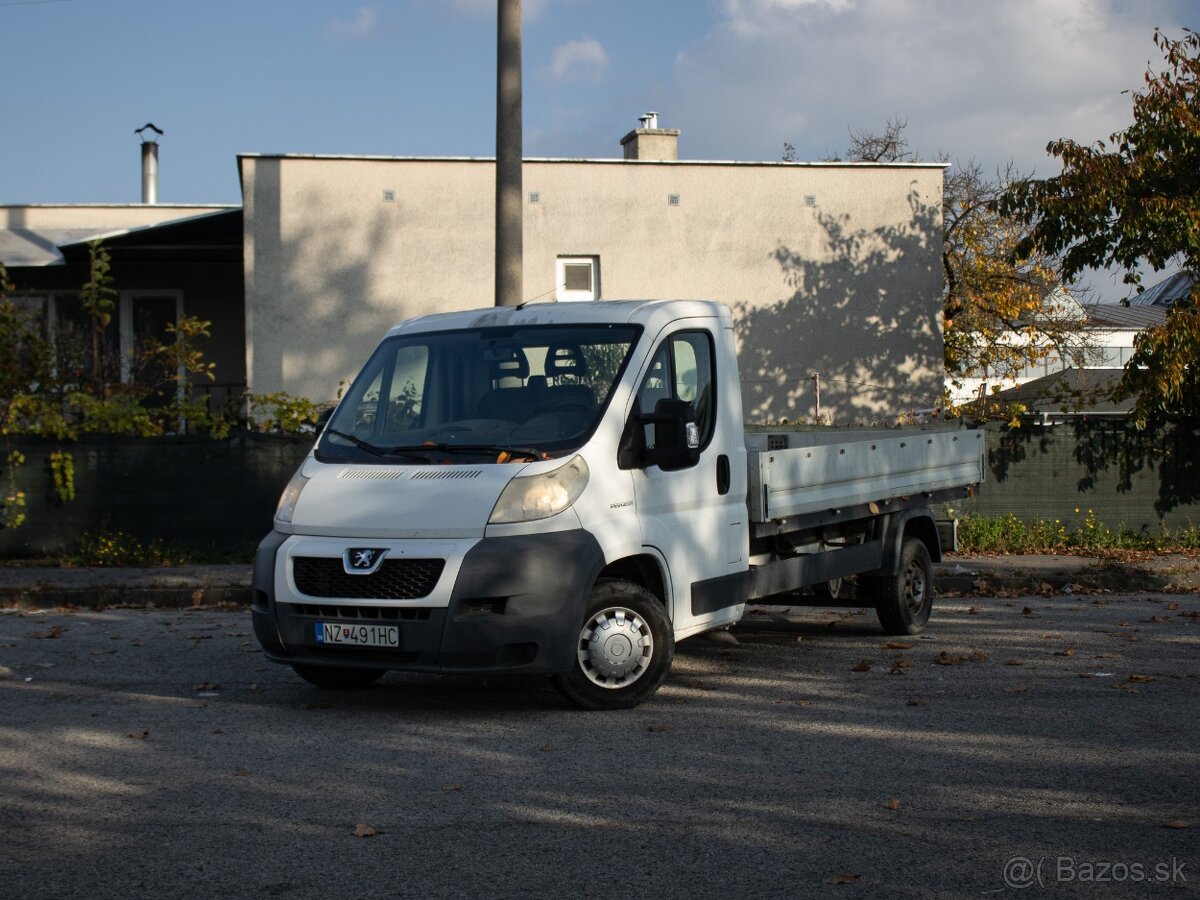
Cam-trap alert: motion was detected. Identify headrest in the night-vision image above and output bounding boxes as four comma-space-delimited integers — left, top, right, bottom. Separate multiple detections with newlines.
545, 344, 588, 378
484, 343, 529, 380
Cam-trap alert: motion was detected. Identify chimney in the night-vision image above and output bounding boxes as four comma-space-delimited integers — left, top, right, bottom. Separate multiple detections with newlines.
620, 111, 680, 161
135, 123, 163, 204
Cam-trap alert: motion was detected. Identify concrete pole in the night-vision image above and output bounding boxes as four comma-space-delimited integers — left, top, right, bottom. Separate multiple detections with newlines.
495, 0, 523, 307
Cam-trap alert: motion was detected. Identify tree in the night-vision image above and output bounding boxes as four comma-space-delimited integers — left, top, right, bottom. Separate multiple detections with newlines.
942, 160, 1089, 406
999, 28, 1200, 426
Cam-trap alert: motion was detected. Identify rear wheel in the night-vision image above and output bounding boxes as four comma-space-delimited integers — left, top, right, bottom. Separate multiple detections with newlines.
553, 579, 673, 710
863, 538, 933, 635
291, 663, 385, 690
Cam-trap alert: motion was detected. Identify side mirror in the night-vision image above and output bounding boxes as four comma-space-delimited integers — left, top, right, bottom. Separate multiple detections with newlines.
640, 398, 701, 471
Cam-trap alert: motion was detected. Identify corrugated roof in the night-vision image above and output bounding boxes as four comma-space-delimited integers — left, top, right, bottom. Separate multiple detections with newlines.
1128, 271, 1194, 307
991, 368, 1132, 415
1085, 303, 1168, 329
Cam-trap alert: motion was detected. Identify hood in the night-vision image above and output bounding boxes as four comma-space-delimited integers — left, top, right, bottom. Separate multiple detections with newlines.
287, 459, 527, 539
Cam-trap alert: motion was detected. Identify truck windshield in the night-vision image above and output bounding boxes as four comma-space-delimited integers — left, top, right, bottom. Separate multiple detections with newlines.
316, 323, 642, 464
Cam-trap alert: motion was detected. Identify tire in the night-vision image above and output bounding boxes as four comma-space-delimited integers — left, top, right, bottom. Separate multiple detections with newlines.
552, 579, 674, 711
864, 538, 933, 635
291, 663, 385, 690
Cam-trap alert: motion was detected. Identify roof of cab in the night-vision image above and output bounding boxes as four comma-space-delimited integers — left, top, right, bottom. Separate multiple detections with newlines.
385, 299, 732, 338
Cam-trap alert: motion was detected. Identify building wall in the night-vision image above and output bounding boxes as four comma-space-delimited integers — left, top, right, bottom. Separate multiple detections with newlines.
0, 204, 232, 230
242, 156, 945, 423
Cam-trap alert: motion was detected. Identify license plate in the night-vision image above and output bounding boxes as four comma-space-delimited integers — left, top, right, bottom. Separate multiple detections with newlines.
315, 622, 400, 648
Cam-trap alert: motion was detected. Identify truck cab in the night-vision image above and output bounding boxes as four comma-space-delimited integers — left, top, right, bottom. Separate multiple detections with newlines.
253, 300, 751, 708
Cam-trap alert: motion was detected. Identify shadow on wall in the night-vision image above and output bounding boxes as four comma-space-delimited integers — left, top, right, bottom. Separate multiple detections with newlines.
735, 187, 942, 425
251, 163, 400, 403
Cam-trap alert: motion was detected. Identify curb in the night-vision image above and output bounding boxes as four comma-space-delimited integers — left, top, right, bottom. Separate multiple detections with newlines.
1, 558, 1196, 612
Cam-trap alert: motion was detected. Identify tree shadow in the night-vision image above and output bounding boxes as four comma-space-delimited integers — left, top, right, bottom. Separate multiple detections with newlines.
982, 417, 1200, 522
734, 185, 943, 424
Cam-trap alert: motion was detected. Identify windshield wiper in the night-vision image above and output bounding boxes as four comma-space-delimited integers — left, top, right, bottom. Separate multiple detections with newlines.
327, 428, 386, 456
327, 429, 433, 462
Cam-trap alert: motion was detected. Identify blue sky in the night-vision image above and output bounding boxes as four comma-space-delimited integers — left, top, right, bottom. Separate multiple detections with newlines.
1, 0, 1193, 214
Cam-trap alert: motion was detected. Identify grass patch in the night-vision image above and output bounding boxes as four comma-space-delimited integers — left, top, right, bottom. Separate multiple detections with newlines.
956, 510, 1200, 554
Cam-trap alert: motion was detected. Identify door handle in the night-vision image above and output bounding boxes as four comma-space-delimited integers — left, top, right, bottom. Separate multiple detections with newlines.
716, 454, 731, 495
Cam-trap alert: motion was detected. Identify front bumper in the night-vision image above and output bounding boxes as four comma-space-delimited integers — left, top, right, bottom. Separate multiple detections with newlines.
251, 529, 605, 675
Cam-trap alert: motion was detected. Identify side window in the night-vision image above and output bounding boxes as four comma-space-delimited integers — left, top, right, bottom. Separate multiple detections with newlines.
634, 331, 716, 450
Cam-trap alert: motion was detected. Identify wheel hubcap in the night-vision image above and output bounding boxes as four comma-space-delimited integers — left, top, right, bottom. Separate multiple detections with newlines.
578, 606, 653, 689
903, 562, 927, 614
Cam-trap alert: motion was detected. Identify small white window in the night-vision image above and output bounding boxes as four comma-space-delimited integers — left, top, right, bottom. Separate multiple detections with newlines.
556, 256, 599, 302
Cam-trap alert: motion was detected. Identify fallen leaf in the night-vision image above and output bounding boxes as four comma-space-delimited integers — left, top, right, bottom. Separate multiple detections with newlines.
1022, 606, 1034, 616
128, 730, 149, 740
212, 729, 224, 735
1056, 647, 1076, 657
851, 661, 872, 672
1162, 820, 1191, 829
194, 682, 221, 692
32, 626, 64, 640
191, 590, 204, 607
884, 642, 914, 650
353, 824, 376, 838
967, 606, 981, 615
1128, 674, 1153, 683
234, 769, 250, 777
884, 798, 901, 810
686, 678, 716, 691
1166, 602, 1180, 611
972, 651, 990, 663
933, 652, 963, 666
1004, 686, 1027, 694
442, 783, 463, 791
540, 743, 555, 752
823, 874, 861, 885
1005, 659, 1025, 666
888, 658, 912, 675
647, 724, 668, 733
905, 699, 923, 707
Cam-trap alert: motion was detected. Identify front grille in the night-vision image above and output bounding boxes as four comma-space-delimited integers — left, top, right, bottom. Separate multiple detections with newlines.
290, 604, 432, 621
292, 557, 445, 600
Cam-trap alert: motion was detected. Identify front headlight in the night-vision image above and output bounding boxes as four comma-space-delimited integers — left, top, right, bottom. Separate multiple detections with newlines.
489, 455, 589, 524
274, 470, 310, 526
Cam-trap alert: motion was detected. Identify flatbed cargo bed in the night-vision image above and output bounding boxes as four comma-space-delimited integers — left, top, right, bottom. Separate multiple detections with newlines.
745, 429, 984, 523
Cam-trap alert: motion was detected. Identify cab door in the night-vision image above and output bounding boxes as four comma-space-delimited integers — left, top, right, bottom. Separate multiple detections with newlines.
626, 322, 748, 636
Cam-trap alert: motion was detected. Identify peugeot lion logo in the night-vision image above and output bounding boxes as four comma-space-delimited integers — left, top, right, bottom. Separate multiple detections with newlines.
344, 547, 388, 575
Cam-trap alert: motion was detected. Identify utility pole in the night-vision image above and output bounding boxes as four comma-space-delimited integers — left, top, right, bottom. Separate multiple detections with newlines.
495, 0, 523, 307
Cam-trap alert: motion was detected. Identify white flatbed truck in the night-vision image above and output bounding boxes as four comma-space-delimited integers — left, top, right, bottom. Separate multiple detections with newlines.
252, 300, 983, 709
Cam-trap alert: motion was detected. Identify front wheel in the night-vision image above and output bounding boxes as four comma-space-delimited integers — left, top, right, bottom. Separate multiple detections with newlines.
862, 538, 933, 635
291, 663, 385, 690
553, 579, 674, 710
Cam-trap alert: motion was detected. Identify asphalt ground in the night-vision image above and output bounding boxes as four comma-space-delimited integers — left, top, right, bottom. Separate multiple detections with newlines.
1, 587, 1197, 899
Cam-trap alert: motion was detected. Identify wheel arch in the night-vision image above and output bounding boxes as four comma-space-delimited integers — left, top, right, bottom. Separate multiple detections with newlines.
880, 509, 943, 573
598, 553, 669, 613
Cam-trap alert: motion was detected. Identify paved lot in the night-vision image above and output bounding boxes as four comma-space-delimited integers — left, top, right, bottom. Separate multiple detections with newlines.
1, 590, 1197, 899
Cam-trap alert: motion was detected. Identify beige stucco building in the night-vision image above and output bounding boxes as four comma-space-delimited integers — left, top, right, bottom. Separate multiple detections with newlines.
240, 125, 946, 424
